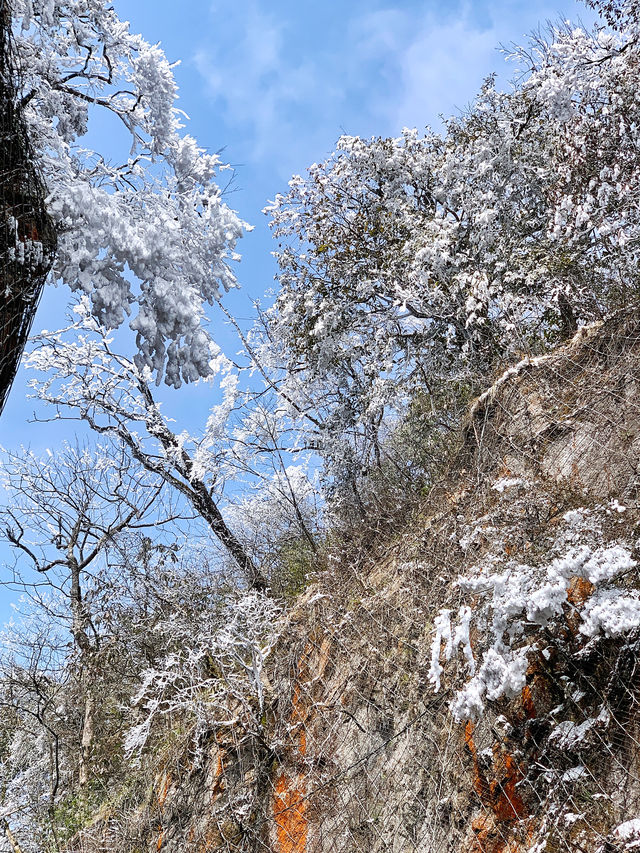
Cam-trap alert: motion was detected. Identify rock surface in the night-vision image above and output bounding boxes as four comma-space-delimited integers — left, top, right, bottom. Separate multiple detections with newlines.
77, 311, 640, 853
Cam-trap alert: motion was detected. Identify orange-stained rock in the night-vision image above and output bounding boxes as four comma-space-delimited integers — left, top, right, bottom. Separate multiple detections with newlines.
489, 749, 526, 822
157, 771, 172, 809
211, 748, 226, 798
273, 772, 307, 853
520, 685, 536, 720
567, 576, 595, 608
465, 722, 490, 804
291, 684, 308, 757
464, 722, 527, 823
565, 576, 596, 634
470, 813, 530, 853
471, 814, 504, 853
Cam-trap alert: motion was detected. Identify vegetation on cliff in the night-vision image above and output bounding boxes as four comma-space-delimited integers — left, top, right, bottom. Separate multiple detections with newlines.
2, 0, 640, 851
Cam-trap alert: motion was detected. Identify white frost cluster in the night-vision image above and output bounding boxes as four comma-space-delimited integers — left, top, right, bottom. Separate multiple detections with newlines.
491, 477, 527, 493
614, 819, 640, 850
548, 707, 610, 750
428, 606, 474, 691
124, 592, 281, 758
430, 508, 639, 720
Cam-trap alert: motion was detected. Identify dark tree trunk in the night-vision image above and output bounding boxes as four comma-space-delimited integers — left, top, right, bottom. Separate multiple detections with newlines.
0, 1, 56, 414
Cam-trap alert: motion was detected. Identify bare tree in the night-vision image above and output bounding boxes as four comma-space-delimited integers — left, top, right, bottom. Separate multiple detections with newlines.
0, 439, 178, 786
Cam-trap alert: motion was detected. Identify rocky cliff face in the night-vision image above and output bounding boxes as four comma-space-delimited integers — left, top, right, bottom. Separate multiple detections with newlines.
78, 311, 640, 853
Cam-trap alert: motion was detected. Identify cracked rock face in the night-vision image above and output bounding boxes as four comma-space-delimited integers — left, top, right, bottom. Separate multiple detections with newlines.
469, 313, 640, 501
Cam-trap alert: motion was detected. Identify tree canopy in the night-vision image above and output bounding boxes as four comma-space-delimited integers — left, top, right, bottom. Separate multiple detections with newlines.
262, 0, 640, 484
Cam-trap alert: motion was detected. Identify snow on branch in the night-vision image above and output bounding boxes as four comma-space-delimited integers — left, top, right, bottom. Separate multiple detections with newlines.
430, 506, 639, 721
123, 591, 281, 758
12, 0, 248, 387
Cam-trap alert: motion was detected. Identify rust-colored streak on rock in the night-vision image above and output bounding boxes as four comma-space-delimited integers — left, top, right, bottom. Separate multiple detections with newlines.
290, 645, 318, 757
465, 722, 490, 804
489, 749, 526, 822
211, 748, 226, 797
567, 576, 595, 608
566, 576, 596, 635
471, 814, 505, 853
523, 650, 556, 717
273, 772, 307, 853
291, 687, 308, 756
270, 645, 321, 853
19, 221, 39, 242
157, 771, 172, 809
291, 684, 306, 724
465, 720, 528, 844
520, 684, 536, 720
470, 814, 525, 853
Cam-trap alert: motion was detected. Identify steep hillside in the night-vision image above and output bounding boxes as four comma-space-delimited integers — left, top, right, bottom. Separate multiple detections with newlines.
74, 310, 640, 853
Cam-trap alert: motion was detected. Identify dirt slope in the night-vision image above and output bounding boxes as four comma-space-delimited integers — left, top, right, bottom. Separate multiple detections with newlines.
77, 311, 640, 853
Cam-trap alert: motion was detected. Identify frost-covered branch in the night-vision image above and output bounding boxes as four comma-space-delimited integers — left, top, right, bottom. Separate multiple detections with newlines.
10, 0, 248, 387
26, 308, 269, 589
123, 591, 281, 757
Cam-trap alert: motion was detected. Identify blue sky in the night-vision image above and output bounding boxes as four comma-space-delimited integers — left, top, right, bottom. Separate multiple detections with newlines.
117, 0, 595, 191
0, 0, 596, 618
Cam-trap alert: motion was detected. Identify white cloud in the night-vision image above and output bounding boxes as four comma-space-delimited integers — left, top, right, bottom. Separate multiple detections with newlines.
352, 0, 595, 131
195, 0, 597, 174
376, 8, 504, 128
195, 1, 323, 164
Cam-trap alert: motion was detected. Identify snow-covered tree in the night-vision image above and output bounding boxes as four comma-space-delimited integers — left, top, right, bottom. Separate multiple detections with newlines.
9, 0, 247, 388
123, 590, 281, 759
263, 0, 640, 483
26, 305, 274, 589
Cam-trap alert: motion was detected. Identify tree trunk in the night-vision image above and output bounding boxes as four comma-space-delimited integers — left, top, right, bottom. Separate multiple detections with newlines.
190, 478, 269, 591
68, 554, 95, 786
79, 688, 95, 787
0, 3, 56, 414
2, 820, 25, 853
